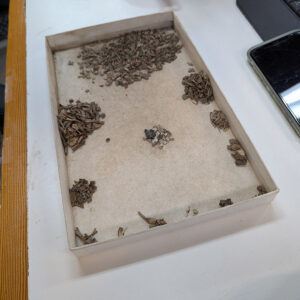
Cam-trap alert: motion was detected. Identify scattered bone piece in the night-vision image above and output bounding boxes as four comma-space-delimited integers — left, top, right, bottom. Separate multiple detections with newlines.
193, 208, 199, 215
257, 185, 267, 196
75, 227, 97, 244
137, 211, 167, 228
219, 198, 233, 207
118, 227, 127, 237
185, 206, 191, 217
231, 151, 247, 166
227, 139, 247, 166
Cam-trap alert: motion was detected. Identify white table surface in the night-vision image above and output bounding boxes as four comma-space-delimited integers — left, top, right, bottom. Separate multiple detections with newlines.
27, 0, 300, 299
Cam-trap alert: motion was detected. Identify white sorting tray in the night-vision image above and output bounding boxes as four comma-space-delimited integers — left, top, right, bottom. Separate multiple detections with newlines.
46, 11, 279, 256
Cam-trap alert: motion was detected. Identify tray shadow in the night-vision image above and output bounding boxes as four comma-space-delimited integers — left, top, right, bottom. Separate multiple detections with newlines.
78, 201, 281, 276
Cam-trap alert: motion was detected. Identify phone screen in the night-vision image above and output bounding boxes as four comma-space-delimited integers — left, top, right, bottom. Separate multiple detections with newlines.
250, 31, 300, 124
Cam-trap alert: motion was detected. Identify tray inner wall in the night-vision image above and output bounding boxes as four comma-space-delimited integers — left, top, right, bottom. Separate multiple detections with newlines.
53, 28, 261, 245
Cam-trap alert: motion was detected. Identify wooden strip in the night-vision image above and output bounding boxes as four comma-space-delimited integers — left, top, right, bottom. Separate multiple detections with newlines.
0, 0, 27, 299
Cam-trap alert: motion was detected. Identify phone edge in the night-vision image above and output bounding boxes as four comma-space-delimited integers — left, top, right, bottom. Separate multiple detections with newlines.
247, 30, 300, 137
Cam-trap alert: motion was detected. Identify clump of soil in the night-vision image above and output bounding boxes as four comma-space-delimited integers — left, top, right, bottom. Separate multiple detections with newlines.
210, 110, 229, 130
138, 211, 167, 228
257, 185, 267, 196
227, 139, 247, 166
69, 179, 97, 208
219, 198, 233, 207
77, 28, 182, 88
144, 125, 174, 149
75, 227, 97, 244
193, 208, 199, 215
181, 71, 214, 104
57, 100, 105, 154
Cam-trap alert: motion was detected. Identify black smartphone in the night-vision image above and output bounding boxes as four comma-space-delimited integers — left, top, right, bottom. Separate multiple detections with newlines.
248, 30, 300, 136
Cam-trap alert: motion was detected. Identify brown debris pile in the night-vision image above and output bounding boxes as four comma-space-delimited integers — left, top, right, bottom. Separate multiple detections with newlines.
75, 227, 97, 244
78, 28, 182, 88
57, 100, 105, 154
69, 179, 97, 208
210, 110, 229, 130
144, 125, 174, 149
227, 139, 247, 166
181, 71, 214, 104
138, 211, 167, 228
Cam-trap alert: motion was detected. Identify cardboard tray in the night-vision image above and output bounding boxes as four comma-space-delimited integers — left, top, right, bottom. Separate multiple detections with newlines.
46, 11, 279, 256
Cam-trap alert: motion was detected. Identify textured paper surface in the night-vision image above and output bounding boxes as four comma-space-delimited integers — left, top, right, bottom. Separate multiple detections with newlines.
54, 38, 260, 245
